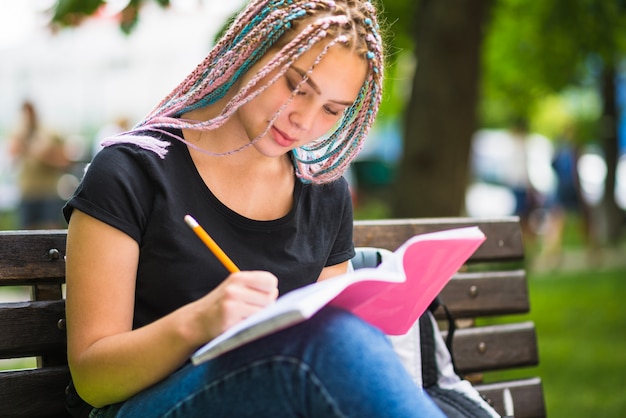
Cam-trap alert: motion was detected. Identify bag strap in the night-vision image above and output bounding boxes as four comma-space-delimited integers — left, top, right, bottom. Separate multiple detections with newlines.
428, 296, 461, 378
419, 313, 438, 388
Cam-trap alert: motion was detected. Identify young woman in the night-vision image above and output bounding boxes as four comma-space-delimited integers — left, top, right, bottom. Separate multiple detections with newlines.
63, 0, 446, 416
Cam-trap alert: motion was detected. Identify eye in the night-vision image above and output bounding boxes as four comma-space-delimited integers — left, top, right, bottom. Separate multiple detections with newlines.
286, 77, 306, 95
324, 106, 340, 116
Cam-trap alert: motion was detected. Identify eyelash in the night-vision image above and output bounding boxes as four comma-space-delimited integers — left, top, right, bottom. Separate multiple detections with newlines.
285, 78, 340, 117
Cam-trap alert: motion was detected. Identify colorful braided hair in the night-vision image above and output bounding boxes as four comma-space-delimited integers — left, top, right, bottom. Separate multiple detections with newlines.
103, 0, 385, 184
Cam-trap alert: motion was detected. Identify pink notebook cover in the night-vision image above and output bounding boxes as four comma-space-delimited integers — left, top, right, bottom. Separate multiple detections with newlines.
329, 228, 486, 335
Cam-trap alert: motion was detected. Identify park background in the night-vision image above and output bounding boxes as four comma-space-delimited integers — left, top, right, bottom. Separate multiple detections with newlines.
1, 1, 626, 416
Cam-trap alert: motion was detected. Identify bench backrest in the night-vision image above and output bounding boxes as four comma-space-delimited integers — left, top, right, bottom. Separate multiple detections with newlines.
0, 230, 69, 418
354, 217, 545, 418
0, 217, 545, 418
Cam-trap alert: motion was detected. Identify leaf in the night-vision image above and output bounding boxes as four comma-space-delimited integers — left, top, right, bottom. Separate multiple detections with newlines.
52, 0, 104, 27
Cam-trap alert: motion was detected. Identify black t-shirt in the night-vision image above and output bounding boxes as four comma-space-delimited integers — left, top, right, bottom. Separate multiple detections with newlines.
63, 132, 355, 329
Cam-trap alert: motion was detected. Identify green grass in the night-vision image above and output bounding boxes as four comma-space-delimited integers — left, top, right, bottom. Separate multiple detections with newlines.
0, 209, 18, 230
480, 267, 626, 418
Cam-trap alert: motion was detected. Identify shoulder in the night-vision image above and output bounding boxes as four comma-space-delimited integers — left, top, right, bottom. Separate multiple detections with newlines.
84, 144, 153, 190
68, 144, 160, 239
301, 176, 352, 203
78, 138, 179, 206
303, 176, 350, 194
88, 132, 186, 179
298, 176, 353, 220
94, 127, 184, 164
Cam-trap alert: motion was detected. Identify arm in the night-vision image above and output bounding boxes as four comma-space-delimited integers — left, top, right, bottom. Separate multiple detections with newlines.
66, 210, 278, 407
317, 261, 350, 281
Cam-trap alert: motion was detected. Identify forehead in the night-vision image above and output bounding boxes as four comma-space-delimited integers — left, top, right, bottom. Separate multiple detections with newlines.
289, 42, 368, 92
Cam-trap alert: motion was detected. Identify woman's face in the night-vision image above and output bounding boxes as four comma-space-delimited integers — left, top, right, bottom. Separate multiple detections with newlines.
235, 42, 368, 158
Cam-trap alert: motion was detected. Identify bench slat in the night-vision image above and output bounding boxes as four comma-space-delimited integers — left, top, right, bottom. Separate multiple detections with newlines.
0, 366, 71, 418
0, 301, 66, 359
475, 377, 546, 418
448, 322, 539, 374
436, 270, 530, 318
354, 217, 524, 262
0, 230, 67, 284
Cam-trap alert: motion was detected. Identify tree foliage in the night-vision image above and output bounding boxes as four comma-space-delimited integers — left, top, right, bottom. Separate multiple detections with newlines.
482, 0, 626, 126
482, 0, 626, 242
51, 0, 170, 34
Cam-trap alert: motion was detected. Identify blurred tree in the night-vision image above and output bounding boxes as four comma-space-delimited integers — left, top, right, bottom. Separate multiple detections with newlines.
385, 0, 493, 218
385, 0, 625, 241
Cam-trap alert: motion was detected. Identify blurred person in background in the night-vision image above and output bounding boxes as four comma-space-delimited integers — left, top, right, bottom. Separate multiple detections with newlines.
8, 100, 71, 229
540, 124, 592, 266
504, 118, 537, 240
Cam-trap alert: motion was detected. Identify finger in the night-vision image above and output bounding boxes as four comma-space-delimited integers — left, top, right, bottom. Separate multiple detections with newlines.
231, 271, 278, 295
237, 285, 278, 309
221, 279, 276, 309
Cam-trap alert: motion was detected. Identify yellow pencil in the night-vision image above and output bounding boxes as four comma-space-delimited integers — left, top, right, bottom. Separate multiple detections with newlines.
184, 214, 240, 273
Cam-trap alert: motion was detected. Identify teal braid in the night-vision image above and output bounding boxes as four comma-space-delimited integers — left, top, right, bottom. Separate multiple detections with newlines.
175, 5, 307, 114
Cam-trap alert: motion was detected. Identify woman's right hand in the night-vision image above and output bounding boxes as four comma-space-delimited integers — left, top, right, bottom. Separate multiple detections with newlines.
191, 271, 279, 344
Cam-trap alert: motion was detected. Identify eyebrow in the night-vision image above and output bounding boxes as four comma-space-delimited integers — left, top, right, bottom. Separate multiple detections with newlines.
290, 66, 355, 106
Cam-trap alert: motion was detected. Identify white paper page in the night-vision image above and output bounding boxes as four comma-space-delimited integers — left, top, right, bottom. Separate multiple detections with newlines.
192, 267, 401, 364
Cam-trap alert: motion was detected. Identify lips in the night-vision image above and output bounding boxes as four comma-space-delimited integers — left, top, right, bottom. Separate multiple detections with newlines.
271, 126, 297, 148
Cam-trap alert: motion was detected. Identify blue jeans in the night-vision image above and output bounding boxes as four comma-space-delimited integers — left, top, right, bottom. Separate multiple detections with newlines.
90, 306, 445, 418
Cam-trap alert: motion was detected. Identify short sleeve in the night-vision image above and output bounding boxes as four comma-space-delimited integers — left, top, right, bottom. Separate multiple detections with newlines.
324, 177, 355, 267
63, 145, 156, 243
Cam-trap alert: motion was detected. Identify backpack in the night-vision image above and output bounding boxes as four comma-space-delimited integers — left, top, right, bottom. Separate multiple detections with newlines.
351, 248, 501, 418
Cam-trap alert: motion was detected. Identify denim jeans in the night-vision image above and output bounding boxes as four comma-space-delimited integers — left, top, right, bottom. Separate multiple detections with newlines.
90, 306, 445, 418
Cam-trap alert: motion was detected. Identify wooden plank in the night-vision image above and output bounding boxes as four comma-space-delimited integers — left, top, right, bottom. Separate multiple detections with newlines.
446, 322, 539, 374
0, 301, 67, 360
0, 366, 71, 418
475, 378, 546, 418
32, 284, 65, 302
435, 270, 530, 318
353, 217, 524, 262
0, 230, 67, 284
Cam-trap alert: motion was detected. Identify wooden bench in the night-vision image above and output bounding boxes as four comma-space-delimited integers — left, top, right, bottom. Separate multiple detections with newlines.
0, 216, 545, 418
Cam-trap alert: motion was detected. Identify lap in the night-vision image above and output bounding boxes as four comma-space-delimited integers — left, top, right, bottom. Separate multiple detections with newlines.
92, 307, 444, 418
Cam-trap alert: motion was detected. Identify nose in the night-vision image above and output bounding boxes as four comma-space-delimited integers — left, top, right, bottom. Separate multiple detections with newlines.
288, 107, 315, 132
